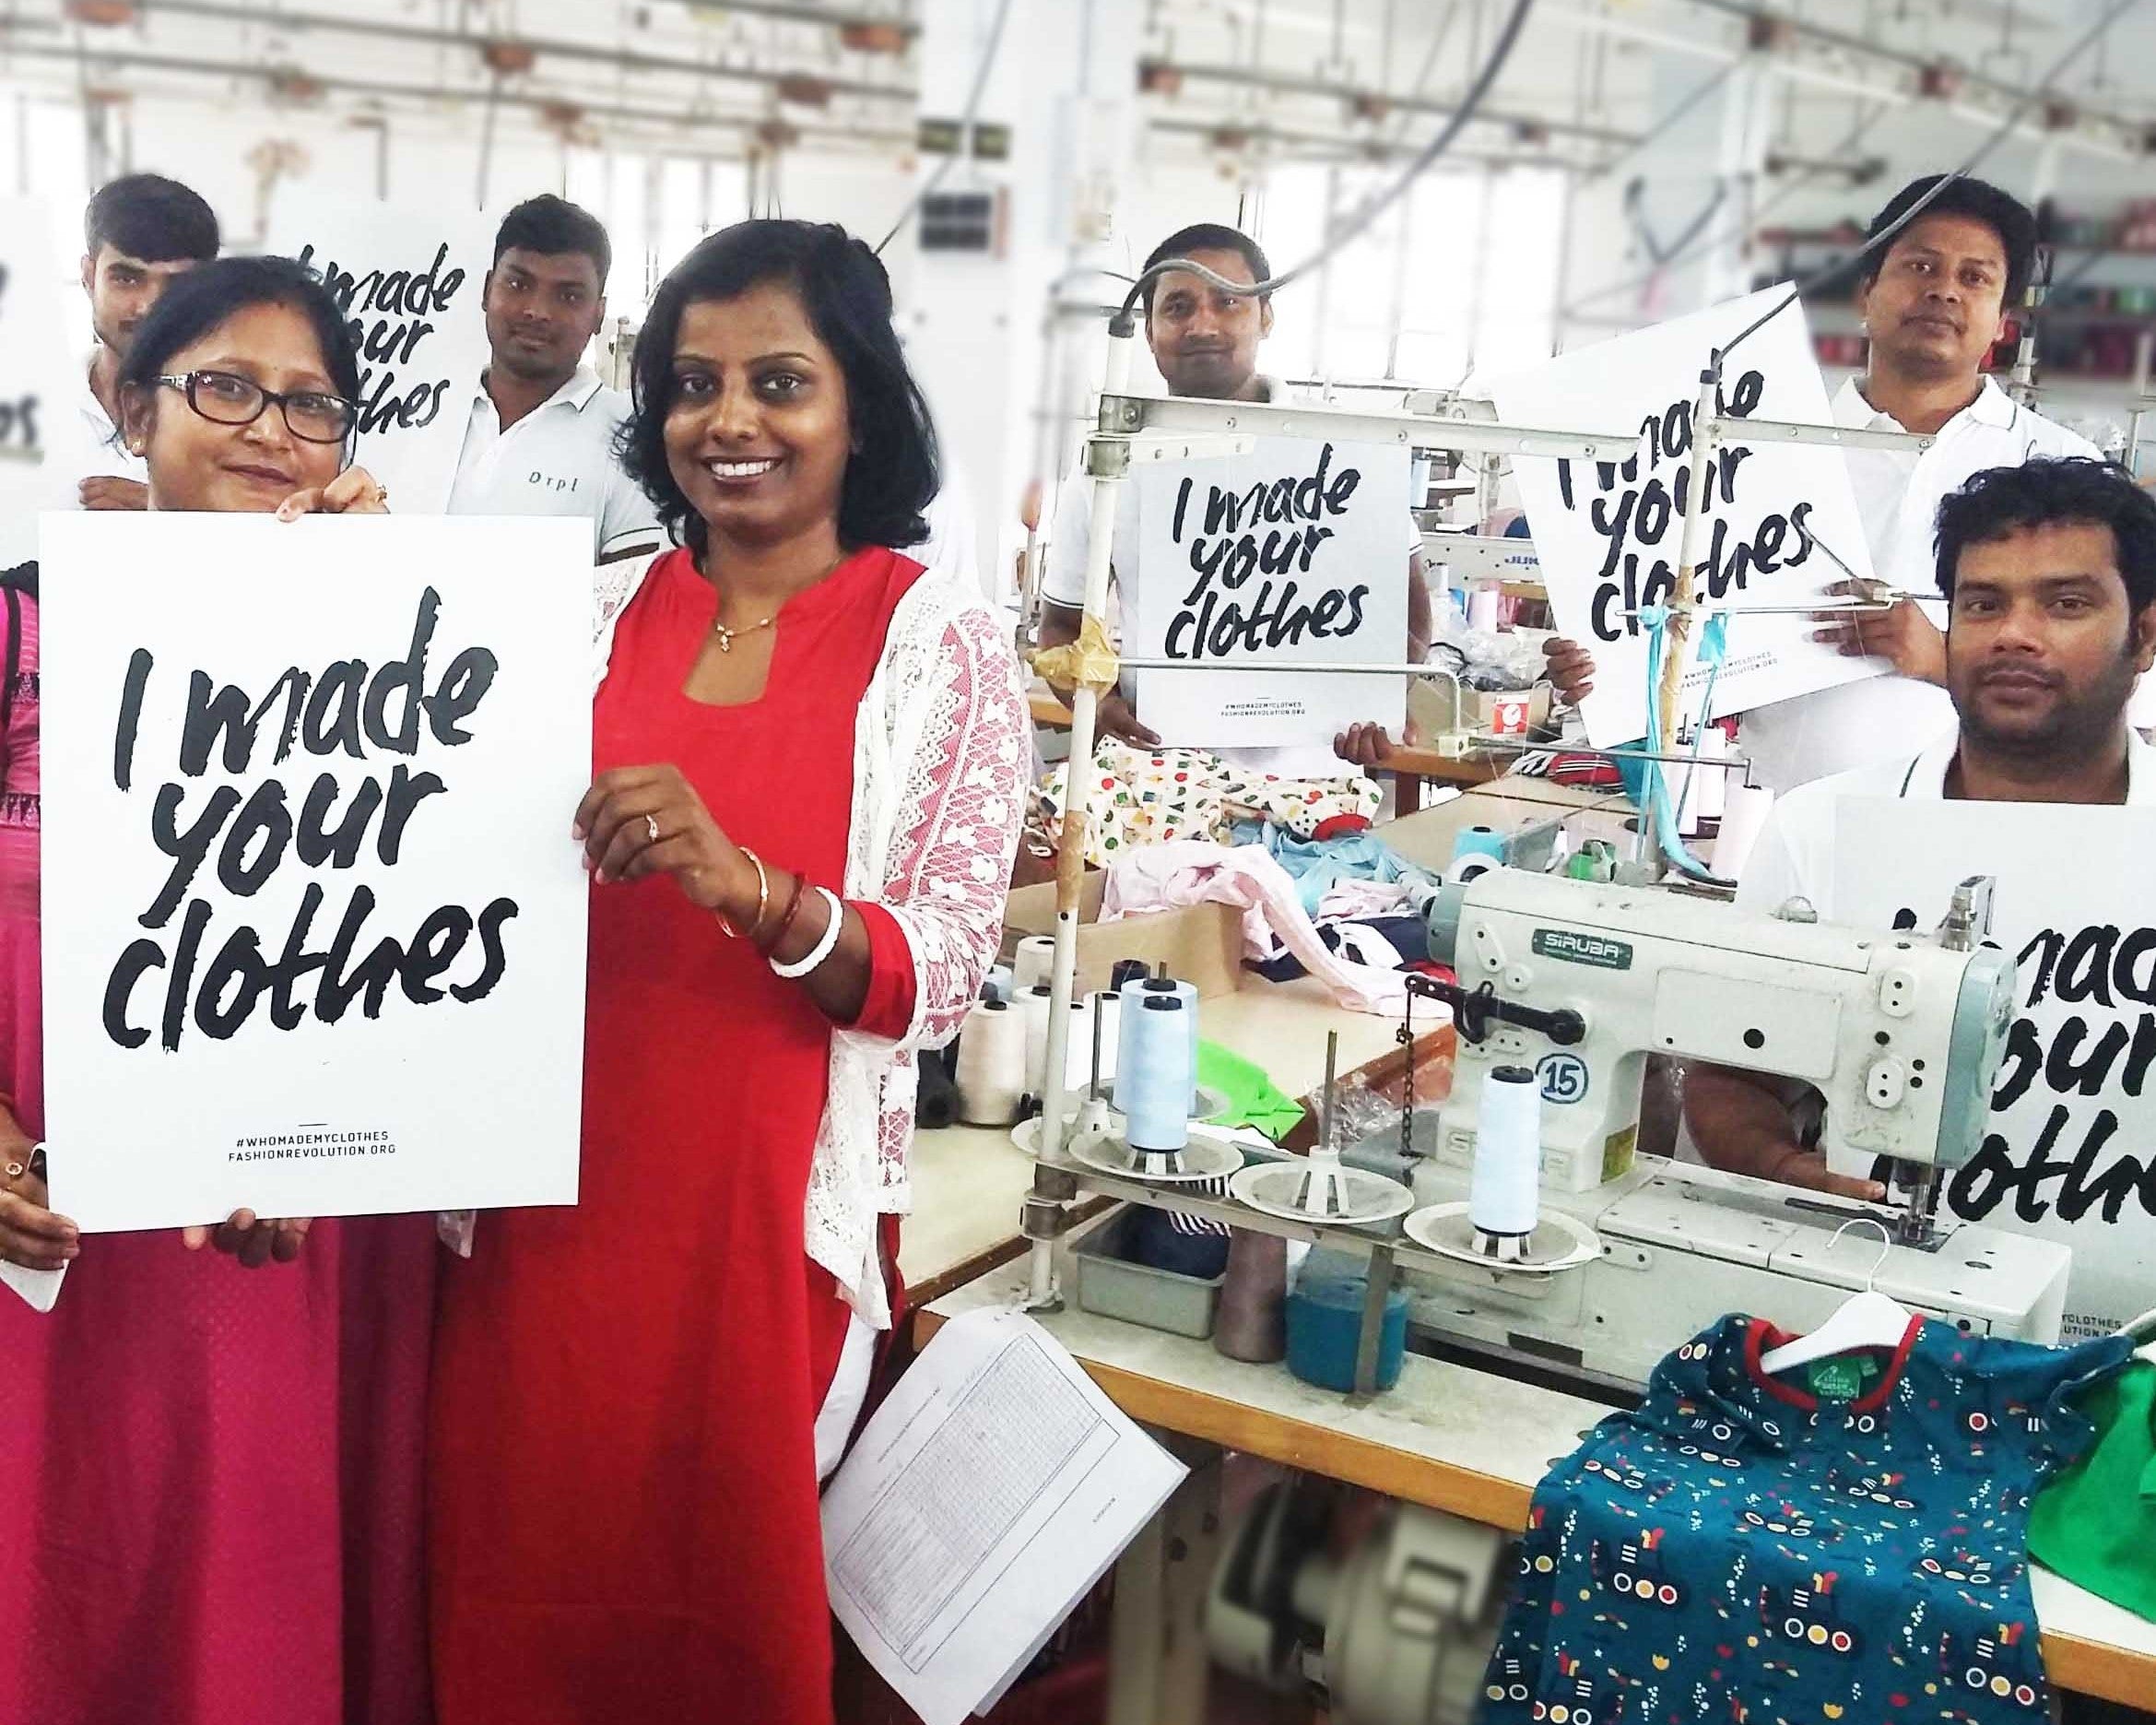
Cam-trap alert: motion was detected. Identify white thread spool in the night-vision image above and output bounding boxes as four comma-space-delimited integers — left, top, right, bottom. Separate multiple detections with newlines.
1714, 784, 1775, 879
954, 1000, 1027, 1126
1469, 1065, 1542, 1255
1012, 936, 1057, 994
1678, 727, 1729, 836
1019, 984, 1054, 1100
1466, 585, 1502, 634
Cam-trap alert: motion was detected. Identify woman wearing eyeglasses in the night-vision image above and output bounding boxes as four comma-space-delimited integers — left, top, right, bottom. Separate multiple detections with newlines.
0, 256, 429, 1725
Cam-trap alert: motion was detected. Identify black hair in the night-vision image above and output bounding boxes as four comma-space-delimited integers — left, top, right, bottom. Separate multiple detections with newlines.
618, 219, 937, 556
1857, 174, 2038, 307
84, 172, 219, 265
116, 254, 364, 425
493, 194, 612, 289
1141, 223, 1273, 312
1935, 457, 2156, 611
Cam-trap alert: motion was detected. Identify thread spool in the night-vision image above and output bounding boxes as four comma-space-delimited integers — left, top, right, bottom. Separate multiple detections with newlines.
1691, 727, 1729, 828
1013, 936, 1057, 994
1469, 1065, 1542, 1261
1121, 995, 1194, 1156
1466, 585, 1502, 633
982, 964, 1015, 1005
1714, 784, 1775, 879
1019, 984, 1054, 1101
1445, 853, 1498, 887
1450, 824, 1506, 865
954, 1000, 1027, 1126
1116, 976, 1198, 1113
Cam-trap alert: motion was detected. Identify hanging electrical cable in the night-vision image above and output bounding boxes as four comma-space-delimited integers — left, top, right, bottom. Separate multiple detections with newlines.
1107, 0, 1538, 329
874, 0, 1019, 254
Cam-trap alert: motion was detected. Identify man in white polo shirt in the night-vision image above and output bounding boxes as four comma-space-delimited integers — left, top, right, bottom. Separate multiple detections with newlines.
1687, 456, 2156, 1335
1036, 221, 1431, 777
445, 195, 662, 562
1541, 175, 2101, 792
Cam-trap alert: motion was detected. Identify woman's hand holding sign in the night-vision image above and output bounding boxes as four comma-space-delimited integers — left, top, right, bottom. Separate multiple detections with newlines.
183, 1211, 313, 1268
275, 463, 392, 523
0, 1125, 77, 1271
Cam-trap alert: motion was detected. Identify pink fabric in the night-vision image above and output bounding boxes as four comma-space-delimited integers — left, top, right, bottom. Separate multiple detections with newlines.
0, 592, 434, 1725
1102, 840, 1411, 1014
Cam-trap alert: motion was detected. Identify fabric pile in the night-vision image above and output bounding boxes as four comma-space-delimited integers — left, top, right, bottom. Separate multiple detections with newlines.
1482, 1316, 2131, 1725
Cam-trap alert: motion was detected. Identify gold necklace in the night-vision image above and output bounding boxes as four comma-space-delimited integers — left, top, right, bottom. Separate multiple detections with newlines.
711, 611, 777, 654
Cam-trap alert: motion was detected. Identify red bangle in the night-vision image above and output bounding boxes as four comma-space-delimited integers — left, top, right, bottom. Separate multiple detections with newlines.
758, 870, 808, 954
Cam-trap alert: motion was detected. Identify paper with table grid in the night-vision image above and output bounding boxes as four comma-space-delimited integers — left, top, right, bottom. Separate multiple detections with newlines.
823, 1306, 1185, 1723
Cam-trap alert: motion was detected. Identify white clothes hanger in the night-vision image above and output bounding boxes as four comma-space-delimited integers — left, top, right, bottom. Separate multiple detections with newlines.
1759, 1219, 1914, 1376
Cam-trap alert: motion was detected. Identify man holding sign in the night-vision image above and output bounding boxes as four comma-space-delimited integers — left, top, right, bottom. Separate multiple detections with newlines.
1038, 222, 1431, 776
1687, 457, 2156, 1338
1540, 176, 2101, 790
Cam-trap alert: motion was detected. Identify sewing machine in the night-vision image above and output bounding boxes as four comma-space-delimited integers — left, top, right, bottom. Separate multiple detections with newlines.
1371, 868, 2071, 1388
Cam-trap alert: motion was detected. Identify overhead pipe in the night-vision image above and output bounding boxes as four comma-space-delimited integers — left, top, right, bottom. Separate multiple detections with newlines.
115, 1, 916, 105
0, 39, 916, 148
1136, 56, 1638, 148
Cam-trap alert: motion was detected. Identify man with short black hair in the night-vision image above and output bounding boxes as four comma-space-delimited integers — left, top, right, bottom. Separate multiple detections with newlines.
445, 195, 661, 561
1688, 456, 2156, 1333
77, 173, 219, 510
1037, 221, 1431, 774
1542, 174, 2104, 791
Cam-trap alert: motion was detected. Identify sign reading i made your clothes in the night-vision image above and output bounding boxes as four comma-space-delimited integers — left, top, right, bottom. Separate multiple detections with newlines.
38, 511, 590, 1231
1128, 435, 1411, 750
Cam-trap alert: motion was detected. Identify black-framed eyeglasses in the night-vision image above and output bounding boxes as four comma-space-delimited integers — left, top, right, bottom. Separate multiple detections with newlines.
157, 370, 357, 445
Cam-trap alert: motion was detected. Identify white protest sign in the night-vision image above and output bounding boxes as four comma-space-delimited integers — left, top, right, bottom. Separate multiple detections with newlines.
39, 511, 589, 1231
1831, 798, 2156, 1341
265, 204, 495, 514
0, 198, 83, 567
1487, 286, 1878, 747
1126, 436, 1410, 749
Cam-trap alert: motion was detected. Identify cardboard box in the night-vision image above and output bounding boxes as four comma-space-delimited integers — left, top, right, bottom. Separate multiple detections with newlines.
1001, 873, 1244, 999
1410, 676, 1552, 741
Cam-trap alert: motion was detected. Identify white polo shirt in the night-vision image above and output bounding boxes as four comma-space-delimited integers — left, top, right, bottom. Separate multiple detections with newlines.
1041, 376, 1422, 778
77, 352, 147, 485
445, 367, 662, 558
1735, 729, 2156, 1335
1737, 378, 2102, 793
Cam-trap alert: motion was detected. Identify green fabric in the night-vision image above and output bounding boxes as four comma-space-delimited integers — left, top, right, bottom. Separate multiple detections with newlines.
2028, 1357, 2156, 1623
1196, 1040, 1304, 1141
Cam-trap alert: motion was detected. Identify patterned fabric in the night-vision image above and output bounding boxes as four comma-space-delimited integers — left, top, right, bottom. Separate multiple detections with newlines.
577, 549, 1029, 1328
1032, 738, 1381, 868
1483, 1315, 2130, 1725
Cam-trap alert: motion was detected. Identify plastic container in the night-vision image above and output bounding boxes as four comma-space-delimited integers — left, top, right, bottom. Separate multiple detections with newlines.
1285, 1258, 1408, 1393
1070, 1206, 1225, 1341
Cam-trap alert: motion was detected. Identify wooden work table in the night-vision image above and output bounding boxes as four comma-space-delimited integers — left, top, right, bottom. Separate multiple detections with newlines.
896, 777, 2156, 1710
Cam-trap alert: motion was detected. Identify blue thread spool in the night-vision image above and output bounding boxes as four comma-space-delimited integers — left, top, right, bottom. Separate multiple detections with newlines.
1116, 976, 1198, 1114
1449, 825, 1507, 868
1285, 1262, 1408, 1393
1121, 996, 1194, 1153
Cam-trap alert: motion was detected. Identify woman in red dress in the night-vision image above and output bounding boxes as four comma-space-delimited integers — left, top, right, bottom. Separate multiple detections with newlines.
429, 220, 1028, 1722
0, 256, 431, 1725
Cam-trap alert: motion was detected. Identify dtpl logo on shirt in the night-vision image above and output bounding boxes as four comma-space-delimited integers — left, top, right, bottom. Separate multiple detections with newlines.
527, 469, 583, 495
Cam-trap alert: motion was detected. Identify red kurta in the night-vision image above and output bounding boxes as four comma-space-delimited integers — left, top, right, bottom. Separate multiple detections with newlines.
429, 545, 924, 1724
